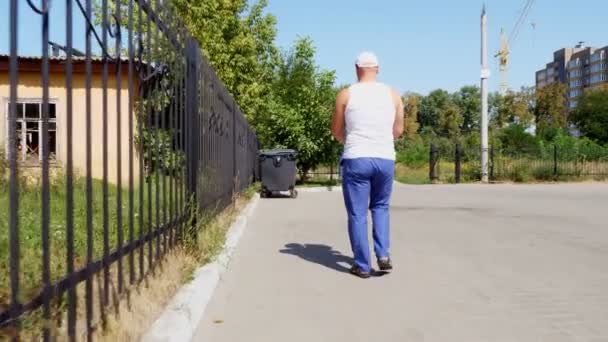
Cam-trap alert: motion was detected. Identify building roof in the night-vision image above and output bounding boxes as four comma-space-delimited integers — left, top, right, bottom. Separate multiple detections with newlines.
0, 54, 133, 62
0, 54, 143, 73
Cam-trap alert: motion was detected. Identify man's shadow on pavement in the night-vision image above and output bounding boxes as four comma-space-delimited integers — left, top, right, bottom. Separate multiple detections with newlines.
279, 243, 353, 274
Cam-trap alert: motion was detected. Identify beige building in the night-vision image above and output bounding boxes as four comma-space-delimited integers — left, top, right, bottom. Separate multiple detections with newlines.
0, 55, 140, 184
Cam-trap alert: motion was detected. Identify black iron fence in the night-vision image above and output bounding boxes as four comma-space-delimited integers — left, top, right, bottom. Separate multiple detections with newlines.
301, 163, 341, 184
429, 144, 482, 183
429, 143, 608, 183
1, 1, 258, 340
491, 145, 608, 181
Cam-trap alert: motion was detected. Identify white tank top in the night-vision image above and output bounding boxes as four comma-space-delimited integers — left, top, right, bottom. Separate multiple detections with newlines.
342, 82, 396, 160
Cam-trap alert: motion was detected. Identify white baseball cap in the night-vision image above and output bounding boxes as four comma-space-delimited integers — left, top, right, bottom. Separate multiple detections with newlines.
355, 51, 379, 68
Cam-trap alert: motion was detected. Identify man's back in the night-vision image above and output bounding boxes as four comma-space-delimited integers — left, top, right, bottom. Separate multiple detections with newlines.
343, 82, 396, 161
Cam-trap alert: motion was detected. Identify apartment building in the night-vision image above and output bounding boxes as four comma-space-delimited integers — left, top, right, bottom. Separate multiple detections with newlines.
536, 47, 582, 89
589, 47, 608, 90
536, 44, 608, 109
566, 47, 598, 108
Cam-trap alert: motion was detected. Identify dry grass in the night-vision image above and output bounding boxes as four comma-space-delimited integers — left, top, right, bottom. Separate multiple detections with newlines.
97, 192, 255, 342
95, 250, 197, 342
97, 190, 255, 341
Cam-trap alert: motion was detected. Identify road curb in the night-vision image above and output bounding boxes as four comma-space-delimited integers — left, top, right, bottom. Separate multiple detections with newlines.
141, 195, 260, 342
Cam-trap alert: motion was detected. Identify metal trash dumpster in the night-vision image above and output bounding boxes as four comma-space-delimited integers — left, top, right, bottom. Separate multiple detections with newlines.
259, 149, 298, 198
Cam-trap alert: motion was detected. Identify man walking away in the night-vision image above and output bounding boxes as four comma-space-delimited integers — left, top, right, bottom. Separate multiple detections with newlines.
331, 52, 404, 278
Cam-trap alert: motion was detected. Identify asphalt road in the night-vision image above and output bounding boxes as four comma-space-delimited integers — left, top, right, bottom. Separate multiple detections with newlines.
195, 183, 608, 342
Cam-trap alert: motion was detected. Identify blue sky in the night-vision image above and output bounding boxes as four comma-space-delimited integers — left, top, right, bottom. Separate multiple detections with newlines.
2, 0, 608, 94
266, 0, 608, 94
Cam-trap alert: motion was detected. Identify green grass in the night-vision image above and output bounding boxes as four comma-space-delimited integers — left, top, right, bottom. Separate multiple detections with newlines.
0, 172, 257, 340
395, 164, 431, 184
0, 173, 177, 309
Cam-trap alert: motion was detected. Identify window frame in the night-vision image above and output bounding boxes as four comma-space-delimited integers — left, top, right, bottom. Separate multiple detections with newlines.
3, 97, 60, 166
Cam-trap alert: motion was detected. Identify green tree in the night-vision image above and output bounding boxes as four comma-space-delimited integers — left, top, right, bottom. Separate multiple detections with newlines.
172, 0, 279, 123
402, 92, 421, 139
452, 85, 480, 134
489, 91, 504, 128
535, 83, 568, 140
493, 88, 534, 128
418, 89, 451, 134
257, 38, 338, 178
571, 86, 608, 144
497, 124, 538, 152
438, 103, 463, 140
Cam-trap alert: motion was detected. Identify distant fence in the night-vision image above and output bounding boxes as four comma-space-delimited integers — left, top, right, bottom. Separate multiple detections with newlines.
302, 164, 341, 183
429, 144, 608, 183
1, 1, 258, 340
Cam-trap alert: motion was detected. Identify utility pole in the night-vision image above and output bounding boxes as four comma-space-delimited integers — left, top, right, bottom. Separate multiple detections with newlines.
480, 4, 490, 183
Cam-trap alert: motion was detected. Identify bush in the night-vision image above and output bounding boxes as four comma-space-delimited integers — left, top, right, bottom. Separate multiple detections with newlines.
461, 163, 481, 182
543, 133, 608, 162
509, 164, 531, 183
497, 124, 539, 154
135, 129, 185, 177
396, 136, 428, 168
531, 165, 555, 181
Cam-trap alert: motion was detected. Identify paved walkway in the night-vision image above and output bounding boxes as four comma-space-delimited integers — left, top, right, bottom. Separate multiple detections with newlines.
195, 184, 608, 342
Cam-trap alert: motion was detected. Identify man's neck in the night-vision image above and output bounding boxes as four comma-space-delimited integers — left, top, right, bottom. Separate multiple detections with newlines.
358, 76, 377, 83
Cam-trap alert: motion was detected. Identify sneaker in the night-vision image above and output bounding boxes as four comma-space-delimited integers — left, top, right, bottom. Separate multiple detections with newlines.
377, 257, 393, 271
349, 265, 371, 279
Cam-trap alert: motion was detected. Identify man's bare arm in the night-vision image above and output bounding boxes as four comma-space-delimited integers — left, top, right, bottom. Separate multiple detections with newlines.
332, 88, 349, 144
392, 89, 404, 139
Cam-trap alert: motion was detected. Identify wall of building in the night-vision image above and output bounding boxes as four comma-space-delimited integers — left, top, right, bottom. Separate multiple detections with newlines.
537, 46, 607, 109
0, 71, 141, 185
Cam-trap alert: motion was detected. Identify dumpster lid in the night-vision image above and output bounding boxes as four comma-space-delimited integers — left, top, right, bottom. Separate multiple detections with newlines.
259, 149, 297, 156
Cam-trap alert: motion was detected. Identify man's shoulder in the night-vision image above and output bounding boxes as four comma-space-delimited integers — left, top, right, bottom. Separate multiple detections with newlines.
377, 83, 399, 94
336, 87, 350, 106
337, 87, 350, 99
382, 84, 401, 100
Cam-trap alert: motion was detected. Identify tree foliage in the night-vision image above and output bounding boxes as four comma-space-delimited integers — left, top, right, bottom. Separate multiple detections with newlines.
402, 92, 421, 139
534, 83, 568, 139
256, 38, 339, 176
418, 89, 451, 133
438, 103, 463, 140
571, 86, 608, 144
491, 88, 534, 129
452, 86, 480, 134
496, 124, 538, 152
172, 0, 279, 123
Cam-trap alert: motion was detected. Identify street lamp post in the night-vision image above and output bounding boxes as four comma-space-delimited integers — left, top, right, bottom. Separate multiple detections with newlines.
480, 4, 490, 183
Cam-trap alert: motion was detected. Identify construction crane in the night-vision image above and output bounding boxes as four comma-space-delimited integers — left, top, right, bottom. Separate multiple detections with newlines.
495, 0, 536, 95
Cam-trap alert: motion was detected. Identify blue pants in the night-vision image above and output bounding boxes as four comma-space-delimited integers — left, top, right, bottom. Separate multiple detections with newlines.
341, 158, 395, 273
